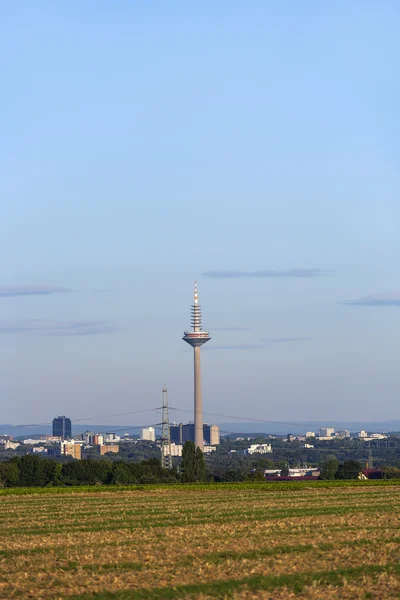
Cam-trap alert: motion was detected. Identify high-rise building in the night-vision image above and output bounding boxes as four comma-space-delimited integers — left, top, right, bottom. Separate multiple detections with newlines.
140, 427, 156, 442
318, 427, 335, 437
170, 423, 220, 446
182, 282, 211, 450
52, 416, 72, 439
61, 440, 81, 459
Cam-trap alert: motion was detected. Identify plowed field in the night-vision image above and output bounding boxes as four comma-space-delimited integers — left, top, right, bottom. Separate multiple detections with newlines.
1, 482, 400, 599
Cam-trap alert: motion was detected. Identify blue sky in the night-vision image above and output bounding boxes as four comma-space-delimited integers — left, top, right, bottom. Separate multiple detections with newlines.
1, 1, 399, 426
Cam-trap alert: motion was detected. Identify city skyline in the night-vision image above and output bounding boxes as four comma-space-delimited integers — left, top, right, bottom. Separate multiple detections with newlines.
1, 3, 400, 424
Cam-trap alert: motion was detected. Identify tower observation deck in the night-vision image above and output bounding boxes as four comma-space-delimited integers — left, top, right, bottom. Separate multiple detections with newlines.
183, 282, 211, 450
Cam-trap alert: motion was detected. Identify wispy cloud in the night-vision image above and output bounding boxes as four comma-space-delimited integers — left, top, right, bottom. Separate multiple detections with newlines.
0, 285, 72, 298
205, 344, 265, 351
0, 320, 116, 336
346, 292, 400, 307
203, 269, 329, 279
262, 337, 313, 343
211, 327, 252, 332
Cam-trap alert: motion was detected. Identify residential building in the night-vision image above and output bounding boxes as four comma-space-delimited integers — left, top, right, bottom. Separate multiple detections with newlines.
305, 432, 315, 438
245, 443, 272, 455
104, 432, 120, 442
62, 440, 82, 460
91, 434, 104, 445
53, 416, 72, 439
203, 445, 217, 453
4, 441, 20, 450
99, 444, 119, 455
140, 427, 156, 442
318, 427, 335, 437
163, 442, 182, 457
358, 430, 368, 438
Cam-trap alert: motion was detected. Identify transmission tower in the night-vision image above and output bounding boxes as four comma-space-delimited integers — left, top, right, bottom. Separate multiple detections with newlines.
367, 444, 373, 469
161, 387, 172, 469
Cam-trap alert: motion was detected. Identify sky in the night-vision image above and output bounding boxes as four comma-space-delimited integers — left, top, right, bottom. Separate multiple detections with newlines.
1, 1, 400, 427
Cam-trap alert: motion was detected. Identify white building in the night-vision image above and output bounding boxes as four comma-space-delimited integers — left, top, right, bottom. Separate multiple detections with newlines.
140, 427, 156, 442
203, 446, 216, 453
162, 442, 182, 457
318, 427, 335, 437
305, 432, 316, 438
245, 443, 272, 455
4, 441, 20, 450
104, 432, 120, 442
358, 430, 368, 438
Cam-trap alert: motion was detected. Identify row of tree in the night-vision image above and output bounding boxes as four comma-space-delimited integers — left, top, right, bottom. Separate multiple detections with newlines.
0, 448, 397, 488
0, 441, 207, 487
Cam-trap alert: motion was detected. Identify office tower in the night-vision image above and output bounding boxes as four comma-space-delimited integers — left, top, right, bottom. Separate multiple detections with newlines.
183, 282, 211, 450
52, 415, 72, 439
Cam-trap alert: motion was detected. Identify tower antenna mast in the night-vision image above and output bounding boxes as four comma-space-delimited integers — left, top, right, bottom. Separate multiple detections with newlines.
161, 386, 172, 469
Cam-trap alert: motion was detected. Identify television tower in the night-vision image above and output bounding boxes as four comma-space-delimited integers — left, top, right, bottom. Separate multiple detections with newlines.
183, 282, 211, 450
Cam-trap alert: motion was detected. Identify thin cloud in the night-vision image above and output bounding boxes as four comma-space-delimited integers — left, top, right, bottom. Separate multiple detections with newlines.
204, 344, 265, 351
0, 320, 117, 336
0, 285, 72, 298
211, 327, 252, 332
203, 269, 329, 279
346, 292, 400, 307
263, 337, 313, 343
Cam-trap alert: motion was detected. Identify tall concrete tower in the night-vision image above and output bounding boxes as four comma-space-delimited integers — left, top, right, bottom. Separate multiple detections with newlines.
183, 282, 211, 450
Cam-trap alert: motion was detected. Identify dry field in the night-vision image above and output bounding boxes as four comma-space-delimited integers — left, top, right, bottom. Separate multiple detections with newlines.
1, 482, 400, 599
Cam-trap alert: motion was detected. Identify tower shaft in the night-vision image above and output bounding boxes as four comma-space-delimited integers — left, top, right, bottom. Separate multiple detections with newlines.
194, 346, 203, 450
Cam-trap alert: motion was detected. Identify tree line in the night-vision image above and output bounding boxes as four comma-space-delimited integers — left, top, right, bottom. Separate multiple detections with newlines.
0, 441, 207, 487
0, 446, 397, 488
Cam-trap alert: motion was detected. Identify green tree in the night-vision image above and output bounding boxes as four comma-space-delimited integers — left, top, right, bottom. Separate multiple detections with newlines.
319, 457, 339, 480
194, 447, 206, 482
0, 460, 20, 487
109, 462, 133, 485
280, 463, 289, 477
19, 455, 46, 486
181, 441, 197, 482
337, 460, 362, 480
383, 466, 400, 479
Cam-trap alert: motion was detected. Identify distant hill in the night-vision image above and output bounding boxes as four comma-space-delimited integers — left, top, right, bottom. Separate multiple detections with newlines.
220, 420, 400, 435
0, 424, 146, 438
2, 419, 400, 439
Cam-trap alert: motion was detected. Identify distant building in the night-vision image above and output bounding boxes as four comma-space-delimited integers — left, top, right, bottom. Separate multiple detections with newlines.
318, 427, 335, 437
209, 425, 220, 445
53, 416, 72, 439
245, 443, 272, 455
140, 427, 156, 442
163, 443, 182, 457
62, 440, 81, 460
203, 445, 217, 453
170, 423, 220, 446
305, 431, 315, 438
336, 429, 351, 438
104, 432, 120, 442
358, 430, 368, 438
99, 444, 119, 455
4, 441, 20, 450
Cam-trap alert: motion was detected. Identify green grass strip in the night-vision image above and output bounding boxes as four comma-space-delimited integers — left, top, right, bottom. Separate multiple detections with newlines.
66, 562, 400, 599
1, 479, 400, 497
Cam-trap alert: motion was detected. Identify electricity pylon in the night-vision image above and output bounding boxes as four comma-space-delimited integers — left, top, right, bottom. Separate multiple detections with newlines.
160, 387, 172, 469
